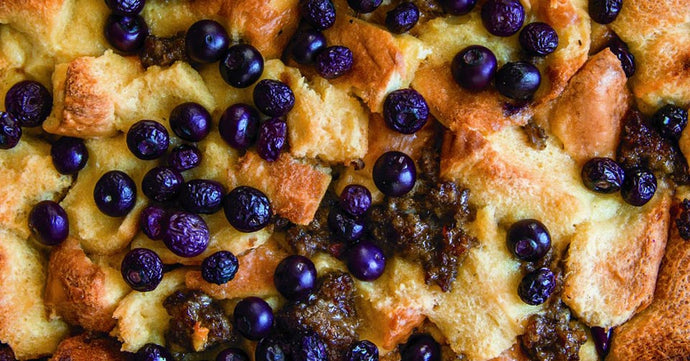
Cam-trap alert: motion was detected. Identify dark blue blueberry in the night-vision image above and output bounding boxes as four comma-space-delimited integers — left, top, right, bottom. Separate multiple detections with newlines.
121, 248, 163, 292
104, 14, 148, 53
385, 3, 420, 34
134, 343, 174, 361
439, 0, 477, 15
51, 137, 88, 175
621, 167, 656, 206
217, 347, 250, 361
589, 0, 622, 24
163, 211, 210, 257
292, 332, 328, 361
255, 337, 289, 361
581, 157, 625, 193
591, 326, 612, 358
253, 79, 295, 117
234, 297, 274, 341
220, 44, 264, 88
223, 186, 272, 232
167, 144, 202, 171
383, 89, 429, 134
328, 207, 365, 242
274, 255, 317, 300
347, 340, 379, 361
315, 46, 353, 79
140, 205, 168, 240
372, 151, 417, 197
290, 30, 327, 65
185, 20, 230, 63
507, 219, 551, 262
653, 104, 688, 140
4, 80, 52, 128
105, 0, 146, 15
202, 251, 239, 285
347, 0, 382, 13
495, 61, 541, 100
94, 170, 137, 217
256, 118, 288, 162
608, 36, 635, 78
179, 179, 225, 214
141, 167, 184, 202
401, 334, 440, 361
126, 120, 169, 160
0, 112, 21, 149
519, 22, 559, 56
219, 103, 261, 151
28, 200, 69, 246
339, 184, 372, 217
518, 267, 556, 305
169, 102, 211, 142
451, 45, 497, 91
347, 240, 386, 281
300, 0, 336, 31
481, 0, 525, 37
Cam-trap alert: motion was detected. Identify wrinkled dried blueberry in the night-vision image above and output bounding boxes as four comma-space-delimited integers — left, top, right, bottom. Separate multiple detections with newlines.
167, 144, 202, 172
608, 37, 635, 78
518, 267, 555, 305
589, 0, 622, 24
581, 157, 625, 193
347, 340, 379, 361
141, 166, 184, 202
223, 186, 272, 232
292, 331, 328, 361
300, 0, 337, 31
347, 0, 382, 13
385, 3, 420, 34
519, 22, 559, 56
140, 205, 168, 240
328, 206, 365, 242
315, 46, 353, 79
621, 167, 656, 206
202, 251, 239, 285
257, 118, 288, 162
383, 89, 429, 134
121, 248, 163, 292
253, 79, 295, 117
653, 104, 688, 140
163, 211, 210, 257
481, 0, 525, 37
135, 343, 174, 361
0, 112, 21, 149
255, 336, 290, 361
126, 120, 169, 160
179, 179, 225, 214
339, 184, 372, 217
105, 0, 146, 16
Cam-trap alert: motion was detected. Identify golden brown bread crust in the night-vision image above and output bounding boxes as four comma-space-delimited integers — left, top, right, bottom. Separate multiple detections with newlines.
49, 333, 129, 361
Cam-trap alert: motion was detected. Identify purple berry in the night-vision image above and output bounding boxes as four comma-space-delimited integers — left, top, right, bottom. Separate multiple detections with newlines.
217, 347, 250, 361
126, 120, 169, 160
315, 46, 353, 79
653, 104, 688, 140
383, 89, 429, 134
339, 184, 372, 217
347, 0, 382, 13
495, 61, 541, 100
167, 144, 202, 172
105, 0, 146, 16
481, 0, 525, 37
519, 22, 559, 56
328, 207, 365, 242
179, 179, 225, 214
608, 36, 635, 78
451, 45, 497, 91
220, 44, 264, 88
621, 167, 656, 206
256, 118, 287, 162
292, 331, 328, 361
589, 0, 622, 24
255, 337, 289, 361
135, 343, 174, 361
202, 251, 239, 285
0, 112, 21, 149
518, 267, 556, 305
347, 340, 379, 361
581, 157, 625, 193
51, 137, 88, 174
104, 14, 148, 53
401, 334, 440, 361
234, 297, 274, 341
185, 20, 230, 63
5, 80, 52, 128
163, 211, 210, 257
141, 167, 184, 202
274, 255, 317, 300
372, 151, 417, 197
28, 200, 69, 246
121, 248, 163, 292
385, 3, 420, 34
223, 186, 272, 233
439, 0, 477, 15
347, 240, 386, 281
140, 205, 168, 240
253, 79, 295, 117
169, 102, 211, 142
507, 219, 551, 262
94, 170, 137, 217
290, 30, 327, 64
219, 103, 261, 151
300, 0, 336, 31
591, 326, 612, 358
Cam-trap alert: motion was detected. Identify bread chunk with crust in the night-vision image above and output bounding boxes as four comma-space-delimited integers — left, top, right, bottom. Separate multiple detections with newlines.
49, 333, 129, 361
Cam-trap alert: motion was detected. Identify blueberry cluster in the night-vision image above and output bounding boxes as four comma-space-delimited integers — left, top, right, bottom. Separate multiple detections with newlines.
506, 219, 556, 306
103, 0, 148, 54
1, 80, 54, 149
581, 158, 657, 207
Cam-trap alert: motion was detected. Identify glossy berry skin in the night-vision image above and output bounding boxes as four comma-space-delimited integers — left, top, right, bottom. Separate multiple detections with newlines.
121, 248, 163, 292
135, 343, 174, 361
220, 44, 264, 88
383, 89, 429, 134
141, 167, 184, 202
5, 80, 53, 127
219, 103, 261, 151
292, 332, 328, 361
347, 241, 386, 281
581, 157, 625, 193
518, 267, 556, 305
257, 118, 288, 162
591, 326, 612, 358
621, 167, 657, 206
340, 184, 372, 217
169, 102, 211, 142
347, 0, 382, 13
217, 348, 250, 361
223, 186, 272, 232
163, 211, 210, 257
253, 80, 295, 117
94, 170, 137, 217
202, 251, 239, 285
185, 20, 230, 63
0, 112, 21, 149
167, 144, 202, 171
439, 0, 477, 15
105, 0, 146, 16
300, 0, 337, 31
140, 205, 167, 240
104, 14, 148, 53
274, 255, 317, 300
51, 137, 88, 174
495, 61, 541, 101
347, 340, 379, 361
608, 37, 635, 78
179, 179, 225, 214
451, 45, 497, 91
481, 0, 525, 37
653, 104, 688, 140
126, 120, 169, 160
507, 219, 551, 262
315, 46, 353, 79
519, 22, 559, 56
373, 151, 417, 197
328, 207, 365, 242
290, 30, 327, 64
234, 297, 274, 341
28, 200, 69, 246
255, 336, 289, 361
401, 334, 441, 361
385, 3, 420, 34
589, 0, 622, 24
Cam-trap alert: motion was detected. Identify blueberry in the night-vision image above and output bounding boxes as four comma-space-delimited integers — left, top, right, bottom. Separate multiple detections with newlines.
519, 22, 559, 56
4, 80, 52, 128
481, 0, 525, 37
255, 337, 289, 361
141, 167, 184, 202
507, 219, 551, 262
202, 251, 239, 285
256, 118, 288, 162
372, 151, 417, 197
51, 137, 88, 175
518, 267, 556, 305
315, 46, 353, 79
608, 37, 635, 78
234, 297, 274, 340
0, 343, 15, 361
451, 45, 497, 91
581, 157, 625, 193
223, 186, 272, 232
347, 240, 386, 281
385, 3, 420, 34
167, 144, 202, 172
328, 207, 365, 242
28, 200, 69, 246
94, 170, 137, 217
179, 179, 225, 214
134, 343, 174, 361
589, 0, 622, 24
591, 326, 612, 358
104, 14, 148, 54
292, 332, 328, 361
105, 0, 146, 16
290, 30, 327, 65
121, 248, 163, 292
0, 112, 21, 149
653, 104, 688, 140
383, 89, 429, 134
401, 334, 441, 361
274, 255, 317, 300
219, 103, 261, 151
439, 0, 477, 15
253, 79, 295, 117
495, 61, 541, 100
140, 205, 168, 240
163, 211, 210, 257
347, 340, 379, 361
126, 120, 169, 160
300, 0, 337, 31
185, 20, 230, 63
621, 167, 656, 206
169, 102, 211, 142
220, 44, 264, 88
347, 0, 382, 13
340, 184, 372, 217
217, 347, 250, 361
